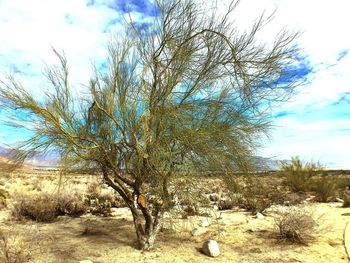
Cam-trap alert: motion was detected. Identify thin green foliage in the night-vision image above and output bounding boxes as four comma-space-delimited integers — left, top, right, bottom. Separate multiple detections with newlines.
281, 157, 323, 192
0, 0, 300, 249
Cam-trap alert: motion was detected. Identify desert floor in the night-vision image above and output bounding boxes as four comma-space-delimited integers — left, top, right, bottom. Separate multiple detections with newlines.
0, 169, 349, 263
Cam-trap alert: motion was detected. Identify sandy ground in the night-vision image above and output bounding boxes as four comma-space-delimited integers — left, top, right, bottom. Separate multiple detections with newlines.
0, 170, 349, 263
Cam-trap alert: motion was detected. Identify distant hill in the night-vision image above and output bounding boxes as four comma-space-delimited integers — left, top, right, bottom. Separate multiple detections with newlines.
0, 146, 59, 168
251, 156, 286, 171
25, 153, 59, 167
0, 155, 33, 169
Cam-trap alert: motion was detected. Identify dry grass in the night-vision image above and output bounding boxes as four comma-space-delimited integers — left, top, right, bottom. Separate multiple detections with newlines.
11, 189, 87, 222
0, 229, 31, 263
11, 191, 58, 222
56, 191, 87, 217
275, 206, 317, 244
0, 168, 349, 262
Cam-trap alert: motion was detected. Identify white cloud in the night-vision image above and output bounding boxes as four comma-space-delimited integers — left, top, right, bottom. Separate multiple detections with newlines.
259, 117, 350, 168
0, 0, 124, 95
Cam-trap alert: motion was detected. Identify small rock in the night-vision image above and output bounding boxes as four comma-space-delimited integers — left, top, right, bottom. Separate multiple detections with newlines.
202, 240, 220, 257
255, 212, 264, 219
335, 197, 344, 203
201, 218, 212, 227
80, 260, 93, 263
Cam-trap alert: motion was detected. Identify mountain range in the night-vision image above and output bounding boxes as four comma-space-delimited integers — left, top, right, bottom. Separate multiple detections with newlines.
0, 146, 59, 168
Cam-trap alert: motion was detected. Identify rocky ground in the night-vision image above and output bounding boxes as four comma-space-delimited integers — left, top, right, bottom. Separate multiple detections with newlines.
0, 169, 349, 263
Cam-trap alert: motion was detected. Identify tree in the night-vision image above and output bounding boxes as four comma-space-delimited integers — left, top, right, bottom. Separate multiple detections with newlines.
0, 0, 300, 250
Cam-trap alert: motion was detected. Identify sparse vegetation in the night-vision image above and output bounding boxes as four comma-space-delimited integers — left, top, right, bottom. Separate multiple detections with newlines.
0, 230, 31, 263
281, 157, 323, 192
56, 191, 87, 217
0, 168, 348, 261
171, 177, 211, 218
241, 176, 275, 214
312, 175, 338, 202
218, 197, 236, 211
275, 206, 316, 244
343, 192, 350, 207
11, 191, 58, 222
89, 197, 113, 217
0, 188, 8, 209
11, 189, 87, 222
85, 181, 125, 215
225, 175, 281, 214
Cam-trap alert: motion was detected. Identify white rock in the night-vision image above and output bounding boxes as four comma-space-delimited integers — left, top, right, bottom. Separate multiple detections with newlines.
201, 218, 212, 227
336, 198, 344, 203
202, 240, 220, 257
80, 260, 93, 263
256, 212, 264, 219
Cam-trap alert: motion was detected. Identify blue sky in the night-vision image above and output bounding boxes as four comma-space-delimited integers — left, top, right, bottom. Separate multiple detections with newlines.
0, 0, 349, 168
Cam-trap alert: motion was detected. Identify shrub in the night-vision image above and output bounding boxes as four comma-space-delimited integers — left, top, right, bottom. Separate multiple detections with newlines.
112, 194, 127, 208
85, 186, 121, 216
89, 198, 112, 217
343, 192, 350, 208
0, 188, 8, 209
281, 157, 323, 192
86, 181, 102, 200
171, 178, 210, 217
238, 176, 273, 214
312, 176, 338, 202
0, 230, 31, 263
11, 192, 58, 222
218, 197, 235, 211
57, 192, 87, 217
11, 190, 87, 222
242, 196, 272, 214
275, 206, 316, 244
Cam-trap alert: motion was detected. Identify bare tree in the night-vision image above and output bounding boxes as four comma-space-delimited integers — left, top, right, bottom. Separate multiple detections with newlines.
0, 0, 300, 249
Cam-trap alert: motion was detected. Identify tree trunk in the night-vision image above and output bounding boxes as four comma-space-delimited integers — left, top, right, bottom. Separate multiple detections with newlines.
133, 211, 164, 250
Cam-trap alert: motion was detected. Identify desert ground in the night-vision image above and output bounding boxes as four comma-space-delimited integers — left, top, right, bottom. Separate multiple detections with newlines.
1, 168, 350, 263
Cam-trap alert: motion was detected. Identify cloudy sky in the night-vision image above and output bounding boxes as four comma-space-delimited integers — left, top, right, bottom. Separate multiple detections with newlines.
0, 0, 349, 168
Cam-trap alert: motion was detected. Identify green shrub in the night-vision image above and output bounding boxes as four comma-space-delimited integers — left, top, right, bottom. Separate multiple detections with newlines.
281, 157, 323, 192
85, 185, 122, 216
343, 193, 350, 207
89, 198, 112, 217
170, 177, 210, 218
312, 176, 338, 202
242, 196, 272, 214
275, 206, 316, 244
237, 176, 274, 214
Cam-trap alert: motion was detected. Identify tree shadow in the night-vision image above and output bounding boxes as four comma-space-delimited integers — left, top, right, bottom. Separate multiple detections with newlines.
77, 217, 139, 249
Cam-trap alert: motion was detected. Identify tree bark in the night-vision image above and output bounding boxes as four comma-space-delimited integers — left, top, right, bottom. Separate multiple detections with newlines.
133, 210, 164, 250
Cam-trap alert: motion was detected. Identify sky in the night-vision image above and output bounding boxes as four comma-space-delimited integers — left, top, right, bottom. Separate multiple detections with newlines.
0, 0, 349, 168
